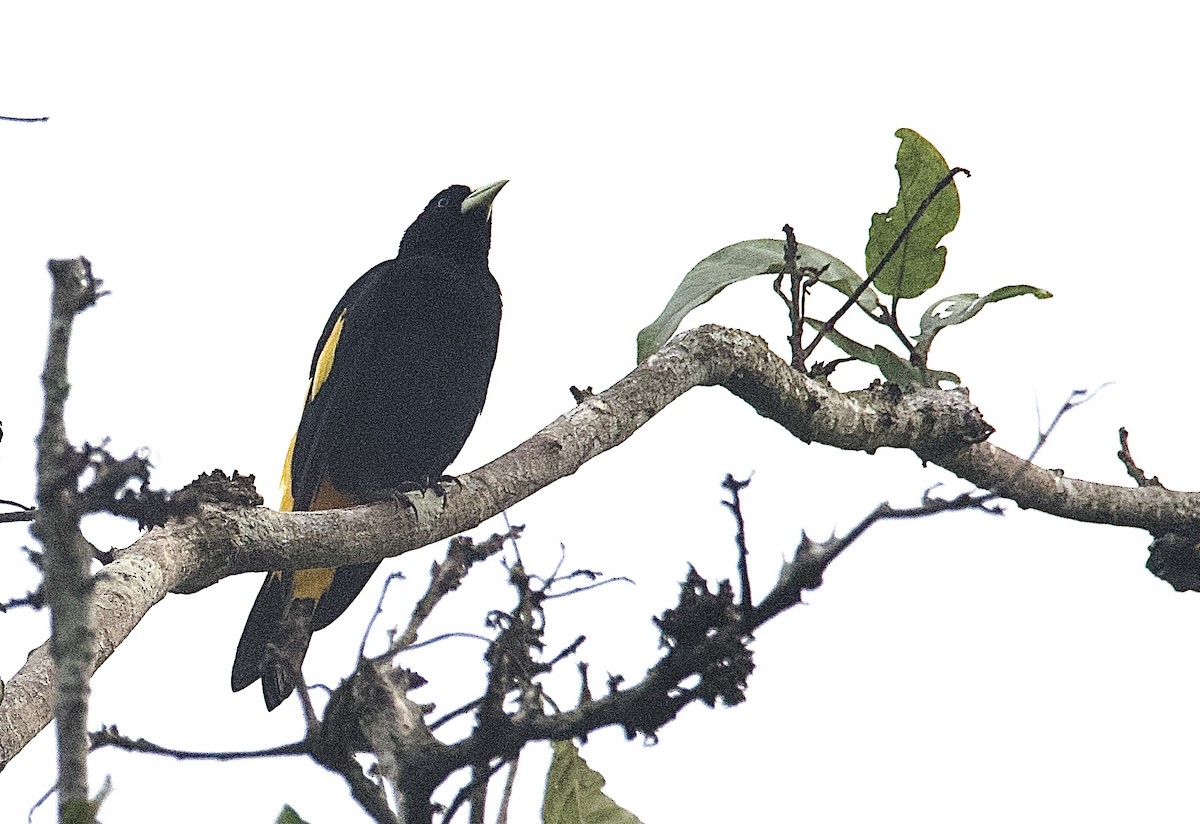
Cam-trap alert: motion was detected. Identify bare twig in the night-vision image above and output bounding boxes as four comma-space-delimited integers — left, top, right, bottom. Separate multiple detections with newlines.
89, 725, 306, 760
0, 592, 42, 612
496, 754, 520, 824
360, 571, 407, 659
1117, 428, 1164, 488
782, 224, 803, 369
541, 577, 633, 600
313, 743, 399, 824
402, 631, 492, 652
429, 699, 483, 732
388, 530, 519, 656
468, 762, 488, 824
752, 488, 999, 623
721, 474, 753, 610
441, 760, 506, 824
1031, 385, 1111, 462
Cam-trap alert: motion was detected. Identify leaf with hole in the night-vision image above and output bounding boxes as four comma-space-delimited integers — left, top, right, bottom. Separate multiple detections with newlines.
914, 285, 1053, 357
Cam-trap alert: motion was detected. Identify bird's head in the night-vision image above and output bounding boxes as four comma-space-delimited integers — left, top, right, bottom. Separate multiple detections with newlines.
398, 180, 507, 263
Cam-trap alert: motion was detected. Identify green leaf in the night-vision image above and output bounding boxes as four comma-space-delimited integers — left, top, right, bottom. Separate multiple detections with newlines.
802, 317, 875, 362
803, 318, 960, 386
866, 128, 960, 299
925, 367, 963, 386
276, 805, 312, 824
871, 345, 924, 385
802, 248, 881, 314
914, 284, 1053, 356
635, 239, 877, 362
543, 740, 644, 824
62, 800, 101, 824
62, 777, 112, 824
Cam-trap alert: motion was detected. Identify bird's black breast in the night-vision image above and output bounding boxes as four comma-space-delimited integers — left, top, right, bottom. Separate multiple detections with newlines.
312, 252, 502, 498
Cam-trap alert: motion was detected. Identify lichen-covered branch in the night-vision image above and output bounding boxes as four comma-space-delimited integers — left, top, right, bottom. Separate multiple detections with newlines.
4, 321, 1197, 772
33, 258, 105, 814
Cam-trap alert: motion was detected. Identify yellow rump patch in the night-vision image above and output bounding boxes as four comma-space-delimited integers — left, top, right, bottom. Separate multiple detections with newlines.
311, 479, 356, 511
310, 310, 346, 402
292, 567, 335, 600
287, 480, 356, 600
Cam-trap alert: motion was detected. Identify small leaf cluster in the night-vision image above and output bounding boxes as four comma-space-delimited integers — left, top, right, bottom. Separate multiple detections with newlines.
637, 128, 1052, 386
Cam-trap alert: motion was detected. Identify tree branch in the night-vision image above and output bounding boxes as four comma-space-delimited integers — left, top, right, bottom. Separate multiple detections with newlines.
33, 258, 105, 814
3, 324, 1196, 771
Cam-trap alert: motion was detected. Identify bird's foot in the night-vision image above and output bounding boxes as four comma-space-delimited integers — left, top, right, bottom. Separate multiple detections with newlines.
359, 476, 458, 515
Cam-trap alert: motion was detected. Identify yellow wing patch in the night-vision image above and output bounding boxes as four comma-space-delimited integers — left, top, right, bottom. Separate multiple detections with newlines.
310, 310, 346, 402
280, 430, 298, 512
277, 313, 355, 596
280, 310, 346, 512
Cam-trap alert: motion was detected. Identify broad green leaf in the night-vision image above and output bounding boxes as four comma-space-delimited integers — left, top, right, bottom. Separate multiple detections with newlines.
866, 128, 960, 299
276, 806, 312, 824
636, 239, 877, 362
871, 345, 924, 385
803, 317, 875, 362
543, 740, 644, 824
872, 347, 960, 387
800, 246, 881, 314
914, 284, 1053, 357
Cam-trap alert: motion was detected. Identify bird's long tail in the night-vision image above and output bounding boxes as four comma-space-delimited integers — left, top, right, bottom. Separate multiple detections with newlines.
231, 571, 318, 711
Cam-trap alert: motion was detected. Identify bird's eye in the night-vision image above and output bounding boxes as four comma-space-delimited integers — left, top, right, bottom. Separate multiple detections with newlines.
436, 197, 450, 209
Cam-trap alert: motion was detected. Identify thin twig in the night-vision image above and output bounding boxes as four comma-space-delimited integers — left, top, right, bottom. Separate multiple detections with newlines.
442, 760, 507, 823
1117, 428, 1164, 488
429, 698, 483, 732
1031, 385, 1111, 462
402, 631, 491, 652
387, 530, 518, 657
496, 753, 521, 824
89, 725, 307, 760
782, 225, 802, 369
0, 592, 42, 612
542, 577, 634, 600
749, 488, 1000, 627
721, 474, 753, 610
359, 571, 407, 659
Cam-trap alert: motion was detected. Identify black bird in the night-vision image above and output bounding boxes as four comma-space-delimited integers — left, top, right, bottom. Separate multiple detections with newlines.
232, 180, 507, 710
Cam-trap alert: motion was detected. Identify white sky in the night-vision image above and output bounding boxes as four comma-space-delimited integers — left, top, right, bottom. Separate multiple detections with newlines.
1, 3, 1198, 823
